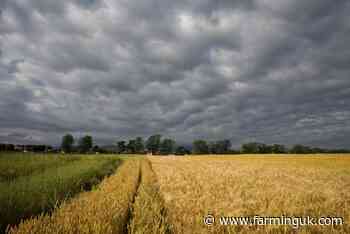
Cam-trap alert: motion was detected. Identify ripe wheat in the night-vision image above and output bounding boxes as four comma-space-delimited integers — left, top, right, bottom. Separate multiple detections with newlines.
150, 155, 350, 234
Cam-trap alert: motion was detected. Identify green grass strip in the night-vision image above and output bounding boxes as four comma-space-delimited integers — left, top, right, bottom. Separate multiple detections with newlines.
0, 153, 81, 182
0, 158, 120, 233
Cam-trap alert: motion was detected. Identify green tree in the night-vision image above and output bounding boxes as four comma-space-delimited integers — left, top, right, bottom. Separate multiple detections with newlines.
241, 142, 259, 153
259, 144, 273, 153
271, 144, 287, 153
127, 139, 137, 153
146, 135, 162, 154
116, 141, 126, 154
192, 140, 209, 154
78, 135, 93, 153
175, 146, 189, 155
135, 137, 144, 153
160, 138, 176, 155
209, 140, 231, 154
61, 134, 74, 153
290, 144, 312, 154
241, 142, 272, 154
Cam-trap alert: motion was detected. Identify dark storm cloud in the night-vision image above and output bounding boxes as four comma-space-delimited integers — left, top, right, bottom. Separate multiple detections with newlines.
0, 0, 350, 148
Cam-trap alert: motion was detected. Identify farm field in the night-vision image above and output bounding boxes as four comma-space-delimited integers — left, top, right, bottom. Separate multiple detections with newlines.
150, 155, 350, 233
0, 153, 121, 233
0, 153, 81, 182
1, 153, 349, 233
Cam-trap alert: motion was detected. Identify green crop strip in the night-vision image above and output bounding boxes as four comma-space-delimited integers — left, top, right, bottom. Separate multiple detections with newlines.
0, 153, 81, 182
0, 157, 120, 233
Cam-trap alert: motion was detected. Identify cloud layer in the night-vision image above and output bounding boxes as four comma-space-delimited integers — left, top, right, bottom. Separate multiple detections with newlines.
1, 0, 350, 147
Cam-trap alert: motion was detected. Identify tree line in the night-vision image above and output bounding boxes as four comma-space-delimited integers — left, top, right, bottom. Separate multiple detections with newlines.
61, 134, 93, 153
60, 134, 190, 155
192, 141, 350, 154
60, 134, 350, 155
1, 134, 349, 154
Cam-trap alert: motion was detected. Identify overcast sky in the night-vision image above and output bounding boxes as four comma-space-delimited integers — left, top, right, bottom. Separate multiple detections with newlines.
0, 0, 349, 148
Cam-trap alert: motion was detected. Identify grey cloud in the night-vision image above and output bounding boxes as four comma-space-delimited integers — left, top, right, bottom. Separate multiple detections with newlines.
7, 59, 24, 73
0, 0, 349, 148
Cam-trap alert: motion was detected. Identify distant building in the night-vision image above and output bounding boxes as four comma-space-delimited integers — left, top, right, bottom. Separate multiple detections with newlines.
0, 144, 15, 151
0, 144, 53, 153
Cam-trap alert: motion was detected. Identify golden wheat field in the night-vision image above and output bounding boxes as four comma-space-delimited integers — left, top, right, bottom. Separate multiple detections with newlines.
149, 155, 350, 234
4, 154, 350, 234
